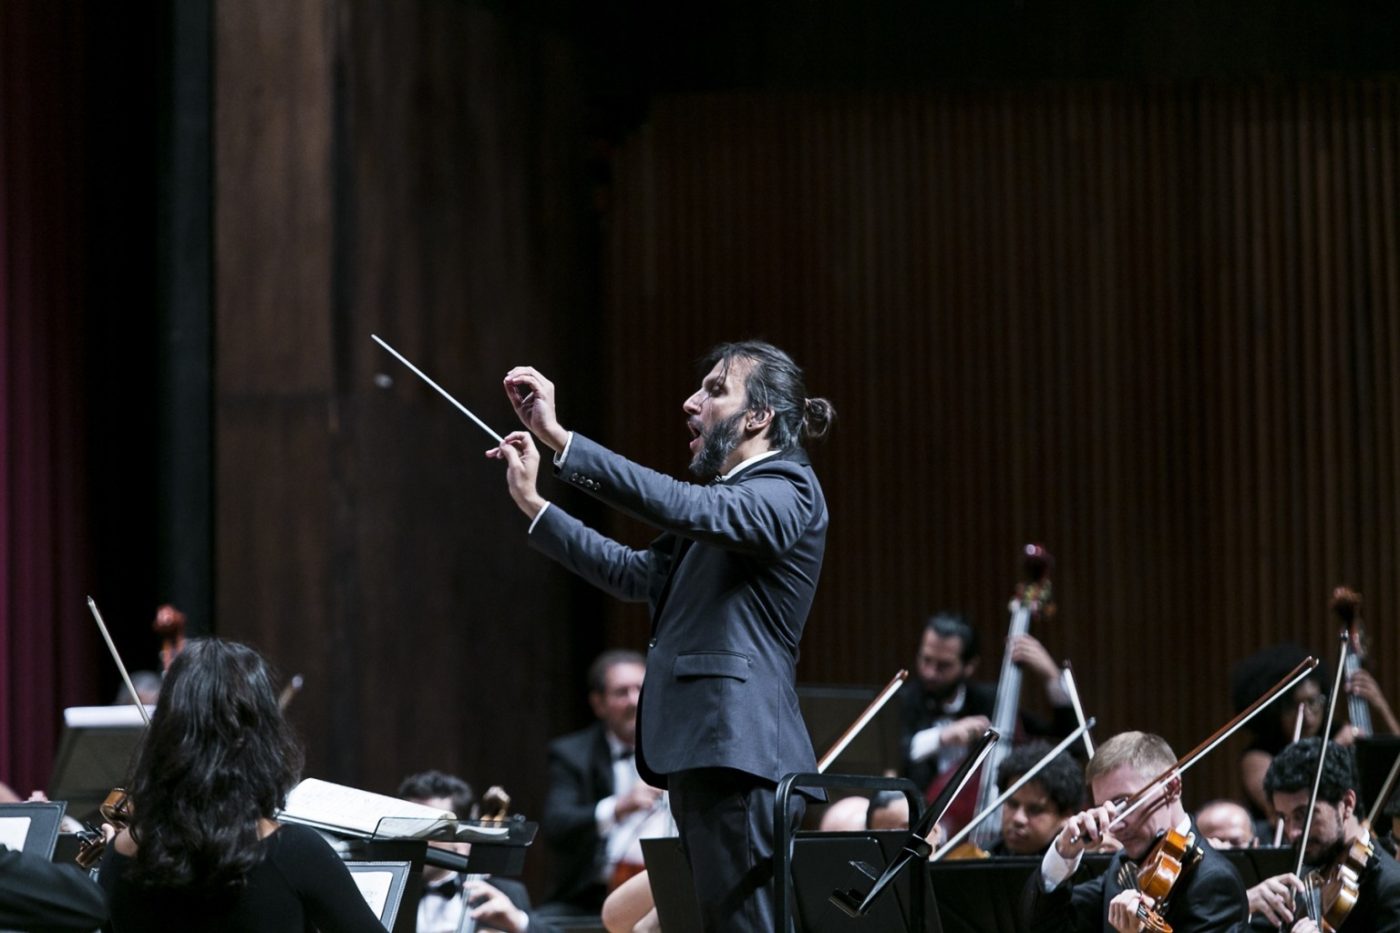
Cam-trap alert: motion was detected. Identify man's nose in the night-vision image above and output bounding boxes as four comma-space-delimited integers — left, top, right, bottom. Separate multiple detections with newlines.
683, 391, 703, 414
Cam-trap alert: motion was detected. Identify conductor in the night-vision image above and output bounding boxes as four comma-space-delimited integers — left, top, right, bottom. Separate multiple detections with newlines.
488, 340, 834, 932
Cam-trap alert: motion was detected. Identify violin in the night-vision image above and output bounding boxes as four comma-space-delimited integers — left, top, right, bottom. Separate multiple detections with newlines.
75, 788, 134, 869
1118, 822, 1203, 933
1299, 830, 1368, 932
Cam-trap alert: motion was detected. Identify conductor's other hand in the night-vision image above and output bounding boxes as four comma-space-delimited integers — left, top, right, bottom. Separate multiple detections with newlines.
487, 431, 546, 519
504, 366, 568, 452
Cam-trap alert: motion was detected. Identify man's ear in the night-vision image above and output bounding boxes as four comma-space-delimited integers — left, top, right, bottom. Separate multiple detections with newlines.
1341, 787, 1358, 820
746, 407, 773, 434
588, 691, 606, 720
964, 658, 979, 678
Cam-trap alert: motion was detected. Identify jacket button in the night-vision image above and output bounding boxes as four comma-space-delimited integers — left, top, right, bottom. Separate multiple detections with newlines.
648, 639, 657, 649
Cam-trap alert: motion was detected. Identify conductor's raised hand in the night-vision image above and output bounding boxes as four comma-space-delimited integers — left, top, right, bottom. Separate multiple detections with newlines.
486, 431, 547, 519
504, 366, 568, 453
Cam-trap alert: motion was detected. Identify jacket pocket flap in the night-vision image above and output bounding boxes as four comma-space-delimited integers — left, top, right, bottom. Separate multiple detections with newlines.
673, 652, 752, 681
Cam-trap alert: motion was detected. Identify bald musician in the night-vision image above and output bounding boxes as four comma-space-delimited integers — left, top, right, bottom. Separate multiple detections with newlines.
1021, 731, 1247, 932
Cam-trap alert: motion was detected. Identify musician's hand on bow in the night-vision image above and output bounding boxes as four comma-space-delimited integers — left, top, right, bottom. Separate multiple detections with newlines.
943, 715, 991, 749
1055, 799, 1119, 860
503, 366, 568, 453
487, 431, 547, 519
1107, 890, 1147, 932
1246, 872, 1304, 927
1290, 919, 1319, 933
465, 879, 530, 933
1010, 634, 1060, 683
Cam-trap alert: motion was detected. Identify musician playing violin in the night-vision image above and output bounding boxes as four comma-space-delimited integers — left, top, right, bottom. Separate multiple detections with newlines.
901, 612, 1077, 818
1022, 732, 1248, 933
1246, 738, 1400, 931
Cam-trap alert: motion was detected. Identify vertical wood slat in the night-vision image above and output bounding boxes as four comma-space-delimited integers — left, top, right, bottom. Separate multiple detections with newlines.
599, 80, 1400, 805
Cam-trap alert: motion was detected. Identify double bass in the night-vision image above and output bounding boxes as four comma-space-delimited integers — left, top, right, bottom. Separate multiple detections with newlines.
928, 544, 1055, 840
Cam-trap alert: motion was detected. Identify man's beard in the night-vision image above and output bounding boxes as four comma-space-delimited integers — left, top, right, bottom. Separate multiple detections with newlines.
688, 411, 745, 479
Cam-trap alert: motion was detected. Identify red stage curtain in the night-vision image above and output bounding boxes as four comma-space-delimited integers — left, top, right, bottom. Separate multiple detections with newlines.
0, 0, 98, 794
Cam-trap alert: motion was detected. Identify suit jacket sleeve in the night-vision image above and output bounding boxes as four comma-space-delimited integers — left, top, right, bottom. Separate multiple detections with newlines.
558, 434, 822, 559
0, 845, 108, 932
530, 503, 657, 603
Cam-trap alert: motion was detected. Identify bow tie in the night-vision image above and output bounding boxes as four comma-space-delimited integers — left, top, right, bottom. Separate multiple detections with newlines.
424, 878, 462, 900
614, 747, 634, 761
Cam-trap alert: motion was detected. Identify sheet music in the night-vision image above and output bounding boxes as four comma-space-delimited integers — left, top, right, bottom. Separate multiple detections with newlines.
280, 778, 455, 837
0, 817, 31, 851
350, 869, 394, 919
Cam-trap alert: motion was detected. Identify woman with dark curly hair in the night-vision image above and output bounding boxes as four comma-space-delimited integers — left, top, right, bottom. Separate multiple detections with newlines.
97, 638, 385, 932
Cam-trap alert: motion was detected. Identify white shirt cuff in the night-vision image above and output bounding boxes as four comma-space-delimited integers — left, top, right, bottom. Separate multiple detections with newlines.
527, 502, 552, 534
909, 725, 944, 763
1039, 840, 1082, 891
554, 432, 575, 468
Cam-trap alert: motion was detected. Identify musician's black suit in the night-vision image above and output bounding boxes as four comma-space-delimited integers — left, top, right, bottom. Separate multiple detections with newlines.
1020, 823, 1247, 932
538, 721, 614, 913
530, 434, 827, 931
0, 844, 108, 932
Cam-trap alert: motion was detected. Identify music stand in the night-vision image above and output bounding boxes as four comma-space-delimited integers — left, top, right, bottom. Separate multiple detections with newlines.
48, 705, 149, 818
792, 831, 940, 932
344, 860, 412, 931
640, 837, 704, 933
0, 801, 66, 858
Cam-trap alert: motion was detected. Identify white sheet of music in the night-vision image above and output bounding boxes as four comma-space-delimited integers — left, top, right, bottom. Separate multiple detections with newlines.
0, 816, 30, 851
349, 869, 393, 920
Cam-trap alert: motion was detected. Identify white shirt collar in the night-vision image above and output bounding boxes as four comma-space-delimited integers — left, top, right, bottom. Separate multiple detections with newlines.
720, 449, 780, 481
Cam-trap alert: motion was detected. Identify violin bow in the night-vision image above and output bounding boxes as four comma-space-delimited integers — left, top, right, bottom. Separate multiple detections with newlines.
816, 669, 907, 773
1060, 660, 1096, 759
87, 596, 151, 727
1295, 631, 1351, 876
929, 717, 1096, 861
1075, 657, 1319, 841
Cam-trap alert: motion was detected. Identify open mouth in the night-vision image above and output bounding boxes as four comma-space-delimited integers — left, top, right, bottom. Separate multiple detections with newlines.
687, 420, 703, 452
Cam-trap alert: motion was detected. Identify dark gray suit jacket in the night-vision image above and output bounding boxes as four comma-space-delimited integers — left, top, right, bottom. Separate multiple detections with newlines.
531, 434, 828, 787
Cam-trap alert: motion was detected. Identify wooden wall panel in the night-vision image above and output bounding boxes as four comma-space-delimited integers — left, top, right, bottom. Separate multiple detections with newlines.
599, 81, 1400, 805
214, 4, 601, 901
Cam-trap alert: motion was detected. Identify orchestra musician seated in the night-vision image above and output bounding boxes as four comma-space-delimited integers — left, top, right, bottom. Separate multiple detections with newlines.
1245, 738, 1400, 931
0, 844, 107, 931
1021, 731, 1247, 933
900, 612, 1076, 824
988, 740, 1084, 857
96, 638, 386, 932
538, 650, 666, 919
397, 769, 540, 933
1194, 799, 1257, 850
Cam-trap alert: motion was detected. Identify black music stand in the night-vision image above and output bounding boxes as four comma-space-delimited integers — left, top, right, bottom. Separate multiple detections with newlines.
776, 772, 937, 933
1354, 736, 1400, 815
48, 705, 149, 818
344, 860, 412, 931
0, 801, 66, 858
640, 837, 704, 933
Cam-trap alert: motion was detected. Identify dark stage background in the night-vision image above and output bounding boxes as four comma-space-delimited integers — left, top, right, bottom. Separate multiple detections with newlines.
4, 0, 1398, 901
